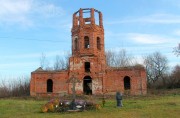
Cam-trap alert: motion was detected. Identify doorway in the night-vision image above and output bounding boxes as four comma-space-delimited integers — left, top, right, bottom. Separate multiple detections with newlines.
83, 76, 92, 95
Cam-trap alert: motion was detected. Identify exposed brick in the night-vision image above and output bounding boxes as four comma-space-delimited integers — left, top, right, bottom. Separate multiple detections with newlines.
30, 8, 147, 97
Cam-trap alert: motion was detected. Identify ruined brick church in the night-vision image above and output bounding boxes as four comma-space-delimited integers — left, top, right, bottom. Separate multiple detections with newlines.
30, 8, 147, 97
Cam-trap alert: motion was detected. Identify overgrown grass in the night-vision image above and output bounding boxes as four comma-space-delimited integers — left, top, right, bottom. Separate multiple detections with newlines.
0, 94, 180, 118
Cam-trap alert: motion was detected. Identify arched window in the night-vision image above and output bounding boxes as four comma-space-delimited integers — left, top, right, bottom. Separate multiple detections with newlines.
97, 37, 101, 50
74, 38, 78, 50
84, 36, 90, 48
47, 79, 53, 92
124, 76, 131, 90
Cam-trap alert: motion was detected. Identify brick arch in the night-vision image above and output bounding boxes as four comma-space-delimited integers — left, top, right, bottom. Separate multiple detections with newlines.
83, 76, 92, 95
47, 79, 53, 92
124, 76, 131, 90
84, 36, 90, 48
74, 38, 78, 50
97, 37, 101, 50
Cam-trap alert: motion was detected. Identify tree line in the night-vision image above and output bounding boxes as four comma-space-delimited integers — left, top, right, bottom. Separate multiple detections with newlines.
0, 43, 179, 97
0, 77, 30, 98
40, 46, 179, 89
106, 48, 179, 89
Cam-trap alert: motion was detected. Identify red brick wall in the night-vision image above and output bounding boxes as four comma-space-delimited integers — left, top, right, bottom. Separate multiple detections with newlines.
30, 71, 68, 97
30, 67, 146, 96
30, 8, 147, 97
104, 67, 147, 95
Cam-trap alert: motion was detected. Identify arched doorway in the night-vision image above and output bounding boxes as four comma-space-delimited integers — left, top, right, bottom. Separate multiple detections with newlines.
83, 76, 92, 95
47, 79, 53, 92
124, 76, 131, 90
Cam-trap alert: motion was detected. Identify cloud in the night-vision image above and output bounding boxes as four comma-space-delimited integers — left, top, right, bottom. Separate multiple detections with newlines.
173, 29, 180, 36
163, 0, 180, 8
105, 13, 180, 25
138, 14, 180, 24
0, 62, 38, 69
0, 0, 66, 27
32, 1, 65, 18
0, 0, 32, 26
105, 30, 169, 44
126, 33, 169, 44
0, 50, 69, 60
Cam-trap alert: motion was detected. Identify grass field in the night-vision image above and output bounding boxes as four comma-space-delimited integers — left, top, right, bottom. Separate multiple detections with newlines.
0, 92, 180, 118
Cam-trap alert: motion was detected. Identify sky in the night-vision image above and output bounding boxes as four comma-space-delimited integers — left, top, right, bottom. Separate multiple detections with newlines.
0, 0, 179, 81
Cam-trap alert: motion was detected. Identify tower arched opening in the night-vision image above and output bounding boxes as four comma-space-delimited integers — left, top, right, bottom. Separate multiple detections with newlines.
84, 36, 90, 48
97, 37, 101, 50
74, 38, 78, 50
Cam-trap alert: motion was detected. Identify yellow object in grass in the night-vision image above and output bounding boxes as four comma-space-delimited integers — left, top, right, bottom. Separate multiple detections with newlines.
41, 98, 59, 113
46, 102, 54, 112
52, 99, 59, 106
41, 105, 48, 113
95, 104, 102, 110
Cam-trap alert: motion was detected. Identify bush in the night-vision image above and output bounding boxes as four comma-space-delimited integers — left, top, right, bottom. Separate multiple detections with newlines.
0, 77, 30, 98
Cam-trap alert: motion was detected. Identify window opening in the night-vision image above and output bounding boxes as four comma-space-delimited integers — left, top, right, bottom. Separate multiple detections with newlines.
74, 38, 78, 50
124, 76, 130, 90
47, 79, 53, 92
97, 37, 101, 50
84, 36, 90, 48
85, 62, 90, 72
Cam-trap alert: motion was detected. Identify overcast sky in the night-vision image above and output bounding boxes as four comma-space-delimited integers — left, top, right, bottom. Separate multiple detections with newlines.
0, 0, 179, 80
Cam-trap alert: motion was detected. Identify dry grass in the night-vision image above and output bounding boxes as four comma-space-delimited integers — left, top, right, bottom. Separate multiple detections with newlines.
0, 91, 180, 118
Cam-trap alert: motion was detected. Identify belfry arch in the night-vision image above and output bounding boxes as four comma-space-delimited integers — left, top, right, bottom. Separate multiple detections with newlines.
97, 37, 101, 50
84, 36, 90, 48
74, 38, 78, 50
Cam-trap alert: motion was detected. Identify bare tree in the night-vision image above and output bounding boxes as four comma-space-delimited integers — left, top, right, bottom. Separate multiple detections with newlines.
106, 50, 116, 67
170, 65, 180, 88
173, 43, 180, 57
143, 52, 169, 86
64, 52, 71, 69
54, 55, 66, 70
54, 55, 62, 70
116, 49, 134, 67
53, 52, 71, 70
40, 53, 49, 70
0, 76, 30, 97
106, 49, 134, 67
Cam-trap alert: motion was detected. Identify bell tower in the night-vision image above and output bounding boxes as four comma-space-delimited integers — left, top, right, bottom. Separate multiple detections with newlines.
69, 8, 106, 95
71, 8, 105, 56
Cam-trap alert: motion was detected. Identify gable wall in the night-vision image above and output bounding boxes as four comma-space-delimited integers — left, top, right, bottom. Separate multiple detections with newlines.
104, 68, 147, 95
30, 71, 68, 97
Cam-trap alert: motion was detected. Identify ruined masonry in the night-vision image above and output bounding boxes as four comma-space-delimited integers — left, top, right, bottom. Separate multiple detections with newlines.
30, 8, 147, 97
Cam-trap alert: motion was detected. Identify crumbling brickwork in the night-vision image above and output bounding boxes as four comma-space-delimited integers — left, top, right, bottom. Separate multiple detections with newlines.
30, 8, 147, 97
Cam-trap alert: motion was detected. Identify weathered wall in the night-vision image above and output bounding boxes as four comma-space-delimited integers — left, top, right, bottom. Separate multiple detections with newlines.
104, 67, 147, 95
30, 8, 147, 97
30, 71, 68, 97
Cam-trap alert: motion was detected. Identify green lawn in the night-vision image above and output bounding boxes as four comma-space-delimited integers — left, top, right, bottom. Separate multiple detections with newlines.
0, 94, 180, 118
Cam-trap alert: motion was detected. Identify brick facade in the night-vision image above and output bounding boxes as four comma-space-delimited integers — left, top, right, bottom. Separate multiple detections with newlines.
30, 8, 147, 97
